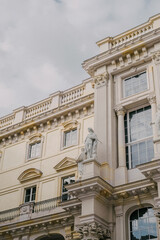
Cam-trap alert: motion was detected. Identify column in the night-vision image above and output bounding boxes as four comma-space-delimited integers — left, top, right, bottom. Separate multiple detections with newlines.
94, 72, 109, 164
147, 94, 159, 158
152, 50, 160, 104
115, 105, 128, 185
115, 206, 124, 240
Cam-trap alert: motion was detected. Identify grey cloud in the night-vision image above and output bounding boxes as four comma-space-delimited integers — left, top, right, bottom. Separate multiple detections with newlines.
0, 0, 160, 116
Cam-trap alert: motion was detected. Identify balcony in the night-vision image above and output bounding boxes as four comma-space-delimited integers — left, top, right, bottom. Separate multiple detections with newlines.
0, 196, 63, 224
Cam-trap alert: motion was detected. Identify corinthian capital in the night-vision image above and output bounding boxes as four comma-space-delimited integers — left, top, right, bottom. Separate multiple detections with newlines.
93, 72, 110, 88
115, 105, 126, 116
152, 51, 160, 65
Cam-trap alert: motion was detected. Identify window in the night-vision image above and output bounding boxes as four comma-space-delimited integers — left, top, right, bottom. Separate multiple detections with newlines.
123, 72, 148, 97
130, 207, 157, 240
125, 106, 154, 169
24, 186, 36, 203
63, 129, 77, 148
62, 175, 75, 201
28, 141, 41, 159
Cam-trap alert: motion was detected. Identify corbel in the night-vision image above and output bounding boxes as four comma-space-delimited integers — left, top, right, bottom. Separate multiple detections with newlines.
2, 138, 6, 146
27, 128, 31, 136
40, 123, 44, 132
83, 107, 87, 116
142, 47, 148, 57
33, 126, 37, 133
14, 133, 18, 142
119, 57, 124, 67
134, 50, 140, 61
20, 131, 25, 140
111, 60, 117, 70
53, 118, 58, 127
8, 136, 12, 144
47, 121, 51, 130
61, 115, 65, 123
126, 54, 132, 64
75, 110, 80, 119
91, 104, 94, 114
68, 112, 72, 121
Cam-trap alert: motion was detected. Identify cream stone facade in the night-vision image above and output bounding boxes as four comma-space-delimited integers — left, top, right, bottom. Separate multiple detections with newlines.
0, 14, 160, 240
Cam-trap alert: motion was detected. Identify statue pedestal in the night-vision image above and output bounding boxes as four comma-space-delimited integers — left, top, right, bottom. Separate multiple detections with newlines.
82, 158, 101, 180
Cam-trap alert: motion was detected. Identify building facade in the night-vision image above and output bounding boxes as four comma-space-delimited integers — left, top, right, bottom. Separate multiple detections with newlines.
0, 14, 160, 240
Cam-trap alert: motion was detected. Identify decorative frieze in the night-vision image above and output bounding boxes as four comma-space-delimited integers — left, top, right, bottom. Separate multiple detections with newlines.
76, 223, 111, 240
0, 103, 94, 148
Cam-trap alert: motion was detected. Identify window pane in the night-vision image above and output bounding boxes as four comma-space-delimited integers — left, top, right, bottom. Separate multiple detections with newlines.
130, 208, 157, 240
28, 142, 41, 158
62, 175, 75, 201
64, 129, 77, 147
124, 72, 147, 97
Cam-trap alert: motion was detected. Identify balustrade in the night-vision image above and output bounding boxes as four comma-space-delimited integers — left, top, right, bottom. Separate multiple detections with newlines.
61, 86, 85, 104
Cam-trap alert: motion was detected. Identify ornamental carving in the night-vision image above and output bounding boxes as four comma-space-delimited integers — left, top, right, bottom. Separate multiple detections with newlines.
93, 72, 110, 88
76, 223, 111, 240
152, 51, 160, 64
115, 105, 126, 116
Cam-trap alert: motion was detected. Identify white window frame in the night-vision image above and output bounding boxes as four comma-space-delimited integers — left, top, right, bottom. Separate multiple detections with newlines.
63, 128, 78, 148
26, 134, 43, 161
128, 206, 158, 240
123, 71, 148, 98
125, 104, 153, 169
61, 121, 80, 150
24, 185, 37, 203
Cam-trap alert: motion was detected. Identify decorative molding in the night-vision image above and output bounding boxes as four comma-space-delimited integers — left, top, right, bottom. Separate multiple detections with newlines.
62, 120, 78, 130
152, 50, 160, 65
93, 72, 109, 88
115, 105, 126, 116
18, 168, 43, 183
54, 157, 77, 172
76, 222, 111, 240
28, 133, 42, 141
147, 94, 156, 104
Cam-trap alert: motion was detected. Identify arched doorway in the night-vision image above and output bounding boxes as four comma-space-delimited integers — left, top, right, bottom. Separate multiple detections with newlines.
36, 234, 65, 240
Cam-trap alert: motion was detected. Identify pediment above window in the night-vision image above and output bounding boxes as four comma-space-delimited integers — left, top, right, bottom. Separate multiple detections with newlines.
29, 133, 42, 143
54, 157, 77, 172
62, 120, 78, 130
18, 168, 43, 183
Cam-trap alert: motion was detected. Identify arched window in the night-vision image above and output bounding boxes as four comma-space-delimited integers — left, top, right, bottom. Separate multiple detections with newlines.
130, 207, 157, 240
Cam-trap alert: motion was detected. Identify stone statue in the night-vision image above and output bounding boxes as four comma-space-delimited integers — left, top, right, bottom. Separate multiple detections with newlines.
84, 128, 98, 159
155, 105, 160, 136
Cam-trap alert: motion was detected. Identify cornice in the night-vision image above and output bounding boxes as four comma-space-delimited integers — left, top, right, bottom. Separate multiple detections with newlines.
0, 95, 94, 147
82, 28, 160, 75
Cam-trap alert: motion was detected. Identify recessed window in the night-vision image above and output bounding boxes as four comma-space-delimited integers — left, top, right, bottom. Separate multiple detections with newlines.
28, 141, 41, 159
63, 129, 77, 148
24, 186, 36, 203
62, 175, 75, 201
125, 106, 154, 169
123, 72, 147, 97
130, 207, 157, 240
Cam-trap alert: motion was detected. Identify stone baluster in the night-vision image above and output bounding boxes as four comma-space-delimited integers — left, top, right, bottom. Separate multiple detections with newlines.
115, 105, 127, 185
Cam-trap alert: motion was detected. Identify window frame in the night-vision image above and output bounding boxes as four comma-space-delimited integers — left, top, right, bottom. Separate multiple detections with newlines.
125, 104, 153, 169
61, 121, 80, 150
63, 128, 78, 148
123, 71, 148, 98
24, 185, 37, 203
26, 134, 43, 161
128, 206, 158, 240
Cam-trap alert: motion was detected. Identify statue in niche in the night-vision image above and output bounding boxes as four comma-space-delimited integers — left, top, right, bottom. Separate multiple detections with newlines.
84, 128, 98, 159
155, 105, 160, 136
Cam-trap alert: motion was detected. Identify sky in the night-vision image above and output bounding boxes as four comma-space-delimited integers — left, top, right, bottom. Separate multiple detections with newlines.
0, 0, 160, 117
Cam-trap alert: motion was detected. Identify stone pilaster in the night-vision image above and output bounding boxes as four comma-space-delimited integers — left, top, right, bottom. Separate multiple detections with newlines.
147, 94, 159, 157
115, 105, 128, 185
152, 51, 160, 105
115, 206, 124, 240
94, 72, 109, 164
